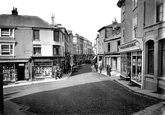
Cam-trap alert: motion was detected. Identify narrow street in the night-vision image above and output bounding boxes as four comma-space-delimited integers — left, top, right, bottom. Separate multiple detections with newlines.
4, 64, 161, 115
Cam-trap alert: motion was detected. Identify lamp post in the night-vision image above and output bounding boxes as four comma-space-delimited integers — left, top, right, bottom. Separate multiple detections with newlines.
0, 64, 4, 114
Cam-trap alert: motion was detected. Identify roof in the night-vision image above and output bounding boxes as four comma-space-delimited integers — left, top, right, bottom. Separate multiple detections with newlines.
0, 14, 54, 28
117, 0, 125, 8
97, 23, 121, 32
97, 24, 113, 32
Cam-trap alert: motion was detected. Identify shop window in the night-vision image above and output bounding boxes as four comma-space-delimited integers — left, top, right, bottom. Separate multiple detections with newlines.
161, 39, 165, 76
132, 51, 142, 84
33, 30, 40, 40
1, 44, 13, 55
108, 43, 110, 52
157, 0, 163, 22
121, 53, 127, 75
54, 31, 59, 42
147, 40, 154, 75
33, 45, 41, 55
1, 28, 14, 37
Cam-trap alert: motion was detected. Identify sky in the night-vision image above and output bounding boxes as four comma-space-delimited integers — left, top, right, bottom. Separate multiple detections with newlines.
0, 0, 121, 44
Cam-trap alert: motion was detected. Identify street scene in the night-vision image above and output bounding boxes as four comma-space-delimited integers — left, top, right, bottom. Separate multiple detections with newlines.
0, 0, 165, 115
3, 64, 164, 115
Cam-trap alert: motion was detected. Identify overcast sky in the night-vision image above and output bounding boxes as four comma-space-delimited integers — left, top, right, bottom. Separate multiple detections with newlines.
0, 0, 121, 44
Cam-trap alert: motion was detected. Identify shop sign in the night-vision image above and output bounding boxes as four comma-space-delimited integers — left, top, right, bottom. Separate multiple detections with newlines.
119, 40, 142, 53
0, 60, 28, 62
19, 64, 24, 66
120, 43, 136, 50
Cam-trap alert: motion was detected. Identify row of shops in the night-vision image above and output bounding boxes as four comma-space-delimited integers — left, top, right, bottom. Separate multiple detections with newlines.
96, 39, 143, 87
1, 56, 70, 84
97, 36, 165, 92
1, 54, 93, 84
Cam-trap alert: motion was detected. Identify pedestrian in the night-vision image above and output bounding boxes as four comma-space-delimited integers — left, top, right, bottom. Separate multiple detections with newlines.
109, 65, 112, 76
94, 63, 98, 72
54, 66, 58, 80
106, 64, 109, 75
99, 64, 102, 73
68, 63, 71, 73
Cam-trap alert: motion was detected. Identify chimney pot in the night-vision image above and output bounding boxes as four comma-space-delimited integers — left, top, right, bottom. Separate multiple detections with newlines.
12, 7, 18, 15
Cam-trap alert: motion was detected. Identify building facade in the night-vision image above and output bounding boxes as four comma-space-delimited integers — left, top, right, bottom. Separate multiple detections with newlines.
104, 22, 121, 72
117, 0, 165, 92
117, 0, 144, 87
143, 0, 165, 92
0, 8, 66, 83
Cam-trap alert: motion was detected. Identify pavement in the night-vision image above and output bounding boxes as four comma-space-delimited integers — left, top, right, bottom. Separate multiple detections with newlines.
2, 68, 165, 115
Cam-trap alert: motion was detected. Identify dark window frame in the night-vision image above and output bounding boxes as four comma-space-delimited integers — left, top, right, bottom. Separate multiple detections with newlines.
157, 3, 163, 22
148, 41, 154, 75
108, 42, 110, 52
54, 31, 59, 42
33, 30, 40, 40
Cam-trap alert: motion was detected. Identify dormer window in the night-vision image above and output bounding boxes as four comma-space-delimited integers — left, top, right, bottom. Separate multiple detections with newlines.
0, 28, 14, 37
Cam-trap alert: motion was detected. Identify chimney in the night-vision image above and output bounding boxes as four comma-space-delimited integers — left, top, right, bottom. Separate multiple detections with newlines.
51, 14, 55, 25
12, 7, 18, 15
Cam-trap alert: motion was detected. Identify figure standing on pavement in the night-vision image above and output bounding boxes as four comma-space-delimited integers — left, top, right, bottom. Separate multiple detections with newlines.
99, 64, 102, 73
94, 63, 98, 72
106, 64, 109, 75
109, 65, 112, 76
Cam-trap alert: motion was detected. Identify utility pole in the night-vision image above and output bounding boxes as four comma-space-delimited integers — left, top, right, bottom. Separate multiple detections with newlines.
0, 64, 4, 115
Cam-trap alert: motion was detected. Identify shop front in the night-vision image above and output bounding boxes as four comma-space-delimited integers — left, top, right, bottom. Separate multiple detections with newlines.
32, 56, 64, 79
119, 39, 143, 87
0, 59, 29, 84
105, 54, 120, 72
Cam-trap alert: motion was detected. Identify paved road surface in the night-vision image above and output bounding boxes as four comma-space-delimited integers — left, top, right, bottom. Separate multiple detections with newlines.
4, 64, 161, 115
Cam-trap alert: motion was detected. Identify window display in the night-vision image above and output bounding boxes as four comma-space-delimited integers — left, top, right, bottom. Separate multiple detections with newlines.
34, 62, 53, 78
131, 51, 142, 85
2, 63, 17, 82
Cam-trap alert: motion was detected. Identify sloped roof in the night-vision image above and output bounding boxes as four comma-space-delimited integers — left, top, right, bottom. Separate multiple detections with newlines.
97, 23, 121, 32
0, 14, 54, 28
97, 24, 113, 32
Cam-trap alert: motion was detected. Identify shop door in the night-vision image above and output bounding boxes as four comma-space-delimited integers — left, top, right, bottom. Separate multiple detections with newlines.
17, 63, 25, 80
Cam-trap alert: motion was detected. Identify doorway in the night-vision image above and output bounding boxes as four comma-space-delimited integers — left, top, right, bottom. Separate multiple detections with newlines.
17, 63, 25, 80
